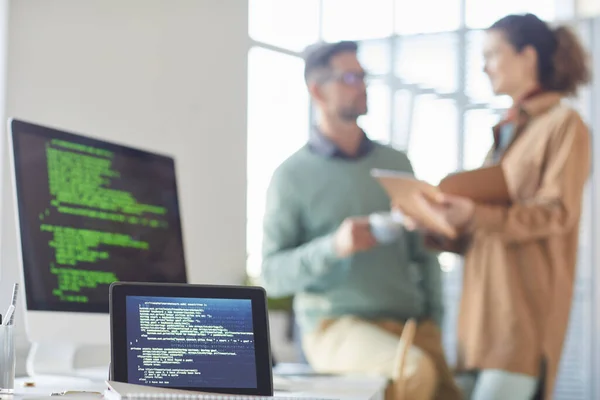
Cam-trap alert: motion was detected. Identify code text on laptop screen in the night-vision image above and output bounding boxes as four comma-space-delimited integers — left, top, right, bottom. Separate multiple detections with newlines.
125, 296, 257, 388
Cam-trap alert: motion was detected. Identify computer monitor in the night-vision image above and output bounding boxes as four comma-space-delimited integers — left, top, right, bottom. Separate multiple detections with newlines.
7, 118, 188, 377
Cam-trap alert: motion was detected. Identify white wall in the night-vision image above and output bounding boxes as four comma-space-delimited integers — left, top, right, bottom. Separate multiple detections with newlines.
0, 0, 249, 373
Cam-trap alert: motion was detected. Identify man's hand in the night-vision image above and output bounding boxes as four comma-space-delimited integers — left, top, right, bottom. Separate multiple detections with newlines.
333, 217, 377, 258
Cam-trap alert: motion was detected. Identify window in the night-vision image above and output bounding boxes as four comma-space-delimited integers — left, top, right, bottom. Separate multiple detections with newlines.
248, 0, 319, 51
321, 0, 394, 42
465, 30, 492, 103
408, 96, 458, 184
395, 33, 459, 94
358, 40, 392, 77
463, 109, 498, 169
465, 0, 556, 28
246, 47, 308, 277
395, 0, 461, 34
359, 82, 391, 143
392, 89, 413, 149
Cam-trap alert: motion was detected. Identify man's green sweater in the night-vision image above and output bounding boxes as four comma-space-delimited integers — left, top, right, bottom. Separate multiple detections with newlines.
261, 141, 443, 334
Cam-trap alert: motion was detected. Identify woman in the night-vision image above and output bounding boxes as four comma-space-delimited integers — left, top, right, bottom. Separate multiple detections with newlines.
401, 13, 591, 400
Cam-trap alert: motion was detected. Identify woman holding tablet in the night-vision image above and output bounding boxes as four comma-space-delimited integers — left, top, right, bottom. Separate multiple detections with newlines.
397, 13, 591, 400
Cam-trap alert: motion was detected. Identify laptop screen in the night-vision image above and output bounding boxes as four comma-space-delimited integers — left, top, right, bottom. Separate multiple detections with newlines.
125, 295, 257, 389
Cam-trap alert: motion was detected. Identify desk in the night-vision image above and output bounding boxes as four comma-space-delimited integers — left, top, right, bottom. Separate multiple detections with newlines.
10, 374, 388, 400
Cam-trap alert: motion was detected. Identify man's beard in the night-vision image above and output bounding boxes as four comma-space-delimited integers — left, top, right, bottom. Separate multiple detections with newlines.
338, 105, 367, 122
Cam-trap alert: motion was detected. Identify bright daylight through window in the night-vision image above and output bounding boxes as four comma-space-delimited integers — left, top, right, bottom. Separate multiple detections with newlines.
247, 1, 597, 398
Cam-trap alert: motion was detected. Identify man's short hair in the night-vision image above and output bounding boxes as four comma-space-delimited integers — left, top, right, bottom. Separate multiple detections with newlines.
302, 41, 358, 83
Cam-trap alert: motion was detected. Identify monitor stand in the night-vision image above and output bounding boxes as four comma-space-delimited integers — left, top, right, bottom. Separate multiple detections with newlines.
26, 341, 110, 386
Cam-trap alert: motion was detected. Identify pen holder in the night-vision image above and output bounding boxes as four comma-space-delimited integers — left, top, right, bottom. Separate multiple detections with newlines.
0, 324, 15, 395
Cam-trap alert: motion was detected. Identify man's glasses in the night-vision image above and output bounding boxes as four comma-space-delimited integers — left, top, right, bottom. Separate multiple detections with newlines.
318, 71, 369, 86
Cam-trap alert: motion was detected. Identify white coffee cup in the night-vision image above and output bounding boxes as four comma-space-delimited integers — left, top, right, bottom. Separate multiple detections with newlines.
368, 211, 404, 244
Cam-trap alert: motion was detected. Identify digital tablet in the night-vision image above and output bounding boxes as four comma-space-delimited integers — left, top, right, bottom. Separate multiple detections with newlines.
438, 165, 511, 204
109, 282, 273, 396
370, 169, 457, 238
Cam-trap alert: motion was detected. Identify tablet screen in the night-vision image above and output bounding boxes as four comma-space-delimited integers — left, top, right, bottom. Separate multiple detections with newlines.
125, 295, 257, 389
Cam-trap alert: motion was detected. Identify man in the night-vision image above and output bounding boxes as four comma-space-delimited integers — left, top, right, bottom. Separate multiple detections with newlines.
260, 41, 461, 400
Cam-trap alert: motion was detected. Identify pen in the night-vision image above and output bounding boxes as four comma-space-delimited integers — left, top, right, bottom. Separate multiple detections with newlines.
8, 283, 18, 325
50, 391, 103, 396
2, 305, 15, 326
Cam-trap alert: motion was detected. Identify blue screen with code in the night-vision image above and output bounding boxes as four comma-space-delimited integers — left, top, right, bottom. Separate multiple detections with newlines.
125, 296, 257, 389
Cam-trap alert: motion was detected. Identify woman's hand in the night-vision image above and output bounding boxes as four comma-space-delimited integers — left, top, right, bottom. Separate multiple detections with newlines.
440, 194, 475, 228
394, 192, 476, 231
402, 215, 422, 231
392, 191, 446, 232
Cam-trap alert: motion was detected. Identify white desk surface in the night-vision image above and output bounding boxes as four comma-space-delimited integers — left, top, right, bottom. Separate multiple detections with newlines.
10, 373, 388, 400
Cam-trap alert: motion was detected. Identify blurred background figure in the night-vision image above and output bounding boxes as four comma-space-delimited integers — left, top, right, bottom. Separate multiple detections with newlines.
248, 2, 600, 399
399, 13, 591, 400
260, 40, 461, 399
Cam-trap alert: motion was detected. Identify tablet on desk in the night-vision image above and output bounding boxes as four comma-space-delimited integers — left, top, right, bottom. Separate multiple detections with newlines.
370, 169, 457, 238
109, 282, 273, 396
